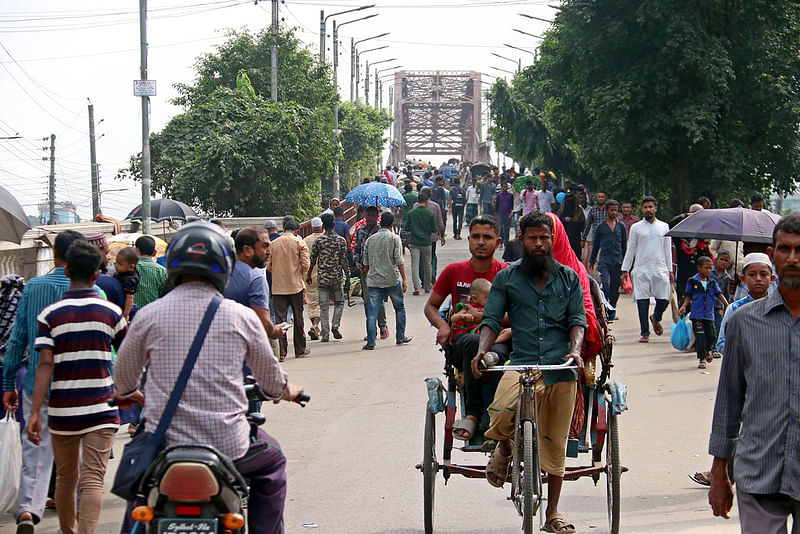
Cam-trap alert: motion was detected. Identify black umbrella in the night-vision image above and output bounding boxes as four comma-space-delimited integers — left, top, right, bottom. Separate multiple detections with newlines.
470, 161, 492, 176
125, 199, 198, 222
0, 184, 31, 243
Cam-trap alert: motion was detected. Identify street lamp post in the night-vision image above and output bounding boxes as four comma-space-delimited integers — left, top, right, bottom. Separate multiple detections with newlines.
351, 33, 389, 101
375, 65, 401, 106
491, 52, 521, 73
504, 43, 535, 65
365, 58, 396, 105
319, 4, 374, 62
490, 65, 515, 77
513, 28, 544, 39
518, 12, 553, 24
356, 45, 388, 103
330, 13, 378, 199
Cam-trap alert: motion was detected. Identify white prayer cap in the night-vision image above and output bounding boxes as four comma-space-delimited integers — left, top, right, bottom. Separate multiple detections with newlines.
311, 217, 323, 228
742, 252, 772, 273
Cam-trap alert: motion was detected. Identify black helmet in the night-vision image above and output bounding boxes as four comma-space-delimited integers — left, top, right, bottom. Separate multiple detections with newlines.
165, 222, 234, 293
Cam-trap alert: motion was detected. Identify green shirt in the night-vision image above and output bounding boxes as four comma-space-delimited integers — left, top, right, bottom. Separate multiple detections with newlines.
402, 192, 419, 222
405, 204, 439, 247
134, 256, 167, 308
480, 260, 587, 384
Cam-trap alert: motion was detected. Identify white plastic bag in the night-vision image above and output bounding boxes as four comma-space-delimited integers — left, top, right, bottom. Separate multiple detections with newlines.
0, 413, 21, 514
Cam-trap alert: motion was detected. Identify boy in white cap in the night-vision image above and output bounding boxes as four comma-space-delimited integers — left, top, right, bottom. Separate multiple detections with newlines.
688, 251, 775, 487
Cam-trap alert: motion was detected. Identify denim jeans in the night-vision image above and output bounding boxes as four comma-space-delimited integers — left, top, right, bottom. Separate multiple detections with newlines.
466, 204, 478, 225
366, 283, 406, 345
318, 283, 344, 338
598, 262, 622, 309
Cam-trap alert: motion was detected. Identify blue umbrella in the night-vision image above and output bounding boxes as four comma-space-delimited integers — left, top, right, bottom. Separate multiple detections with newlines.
344, 182, 406, 207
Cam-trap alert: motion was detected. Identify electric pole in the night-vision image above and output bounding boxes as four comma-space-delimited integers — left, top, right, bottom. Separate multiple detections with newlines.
47, 134, 56, 225
271, 0, 278, 102
139, 0, 152, 234
88, 101, 100, 219
319, 10, 325, 63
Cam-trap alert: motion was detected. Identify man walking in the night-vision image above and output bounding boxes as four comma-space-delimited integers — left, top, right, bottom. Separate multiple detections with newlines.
133, 235, 167, 309
589, 200, 627, 320
406, 189, 440, 295
430, 176, 448, 227
479, 174, 496, 216
465, 177, 480, 222
2, 230, 87, 533
494, 182, 515, 247
353, 207, 389, 340
617, 200, 640, 237
362, 213, 412, 350
449, 177, 467, 240
621, 196, 673, 343
308, 214, 350, 343
538, 175, 556, 213
581, 190, 607, 266
709, 214, 800, 531
303, 218, 324, 340
267, 218, 311, 360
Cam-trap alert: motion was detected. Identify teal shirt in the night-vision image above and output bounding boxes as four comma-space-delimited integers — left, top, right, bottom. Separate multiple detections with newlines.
405, 205, 438, 247
480, 260, 587, 384
2, 267, 103, 394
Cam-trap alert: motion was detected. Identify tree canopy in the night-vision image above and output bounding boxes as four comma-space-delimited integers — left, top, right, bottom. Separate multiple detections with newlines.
489, 0, 800, 213
120, 27, 391, 218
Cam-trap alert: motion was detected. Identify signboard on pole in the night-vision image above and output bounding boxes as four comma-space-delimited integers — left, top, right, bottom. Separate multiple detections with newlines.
133, 80, 157, 97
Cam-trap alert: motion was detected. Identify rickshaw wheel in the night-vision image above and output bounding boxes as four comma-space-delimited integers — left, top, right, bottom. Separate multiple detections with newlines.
522, 420, 539, 534
606, 411, 621, 534
423, 409, 437, 534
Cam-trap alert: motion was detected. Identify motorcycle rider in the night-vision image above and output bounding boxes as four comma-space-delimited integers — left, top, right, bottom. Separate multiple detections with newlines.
113, 222, 304, 534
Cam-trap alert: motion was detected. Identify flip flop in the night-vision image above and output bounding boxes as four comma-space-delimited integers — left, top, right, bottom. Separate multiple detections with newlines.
689, 471, 711, 486
485, 443, 512, 488
543, 514, 576, 533
452, 418, 477, 441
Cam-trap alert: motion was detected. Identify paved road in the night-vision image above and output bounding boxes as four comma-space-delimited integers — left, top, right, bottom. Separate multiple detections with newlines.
2, 235, 742, 533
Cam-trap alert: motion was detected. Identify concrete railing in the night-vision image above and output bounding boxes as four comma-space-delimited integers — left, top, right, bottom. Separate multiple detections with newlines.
0, 209, 356, 281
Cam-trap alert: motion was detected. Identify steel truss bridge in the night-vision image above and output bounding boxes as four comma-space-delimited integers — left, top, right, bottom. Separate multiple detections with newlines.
390, 70, 488, 164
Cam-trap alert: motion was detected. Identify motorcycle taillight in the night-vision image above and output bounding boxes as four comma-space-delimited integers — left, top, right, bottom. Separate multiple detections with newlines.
159, 462, 220, 502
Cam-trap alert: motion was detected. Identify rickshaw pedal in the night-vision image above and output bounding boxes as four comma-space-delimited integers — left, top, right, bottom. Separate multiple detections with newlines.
621, 465, 629, 473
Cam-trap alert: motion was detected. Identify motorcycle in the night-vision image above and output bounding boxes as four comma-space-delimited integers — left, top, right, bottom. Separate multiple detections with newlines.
124, 377, 309, 533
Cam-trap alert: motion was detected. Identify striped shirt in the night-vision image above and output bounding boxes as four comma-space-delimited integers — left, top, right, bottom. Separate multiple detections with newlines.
709, 288, 800, 500
114, 281, 288, 460
35, 288, 125, 435
134, 256, 167, 308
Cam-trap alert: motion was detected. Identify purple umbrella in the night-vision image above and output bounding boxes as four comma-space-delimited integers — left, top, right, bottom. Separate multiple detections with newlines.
666, 207, 781, 244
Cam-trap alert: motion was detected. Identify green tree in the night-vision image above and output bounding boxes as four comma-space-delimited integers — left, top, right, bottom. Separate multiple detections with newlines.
490, 0, 800, 213
119, 28, 339, 219
338, 102, 393, 193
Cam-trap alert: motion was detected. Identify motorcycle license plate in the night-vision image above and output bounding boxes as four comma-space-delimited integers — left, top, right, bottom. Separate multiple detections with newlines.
158, 518, 217, 533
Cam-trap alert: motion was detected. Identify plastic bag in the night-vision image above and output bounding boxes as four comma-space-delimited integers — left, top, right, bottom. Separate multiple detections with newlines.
0, 413, 21, 514
621, 274, 633, 294
670, 316, 692, 351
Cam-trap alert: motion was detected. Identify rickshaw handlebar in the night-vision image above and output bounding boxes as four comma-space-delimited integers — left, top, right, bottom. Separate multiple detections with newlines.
484, 357, 577, 372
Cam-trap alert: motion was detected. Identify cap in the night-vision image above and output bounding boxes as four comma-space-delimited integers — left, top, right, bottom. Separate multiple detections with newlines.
263, 220, 278, 230
85, 233, 108, 248
311, 217, 323, 228
742, 252, 772, 273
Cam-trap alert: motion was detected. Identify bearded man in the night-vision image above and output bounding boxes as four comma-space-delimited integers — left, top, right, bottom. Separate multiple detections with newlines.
471, 210, 586, 534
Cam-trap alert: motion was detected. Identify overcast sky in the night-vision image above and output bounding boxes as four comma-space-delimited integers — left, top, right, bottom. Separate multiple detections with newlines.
0, 0, 556, 220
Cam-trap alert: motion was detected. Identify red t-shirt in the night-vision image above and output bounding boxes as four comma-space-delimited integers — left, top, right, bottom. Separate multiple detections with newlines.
432, 258, 508, 308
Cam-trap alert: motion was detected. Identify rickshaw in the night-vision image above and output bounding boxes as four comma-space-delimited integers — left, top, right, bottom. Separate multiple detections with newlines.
418, 278, 626, 534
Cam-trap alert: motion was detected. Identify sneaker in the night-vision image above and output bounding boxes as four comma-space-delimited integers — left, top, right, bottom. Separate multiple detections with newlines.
332, 328, 342, 339
362, 344, 375, 350
698, 360, 707, 369
308, 329, 319, 341
396, 337, 413, 345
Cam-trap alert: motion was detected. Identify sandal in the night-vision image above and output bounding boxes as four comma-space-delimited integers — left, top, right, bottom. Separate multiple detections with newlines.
649, 314, 664, 336
638, 336, 649, 343
485, 442, 512, 488
689, 471, 711, 487
705, 352, 714, 363
543, 513, 576, 533
698, 360, 706, 369
452, 418, 477, 441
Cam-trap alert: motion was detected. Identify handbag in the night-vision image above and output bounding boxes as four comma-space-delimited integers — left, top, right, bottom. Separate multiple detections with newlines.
0, 413, 21, 514
111, 295, 222, 500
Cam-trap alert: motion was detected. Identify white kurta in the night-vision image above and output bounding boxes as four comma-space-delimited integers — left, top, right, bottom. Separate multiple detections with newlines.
621, 218, 672, 300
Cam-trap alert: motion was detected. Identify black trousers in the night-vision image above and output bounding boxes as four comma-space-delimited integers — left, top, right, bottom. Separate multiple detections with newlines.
692, 319, 716, 360
452, 333, 510, 419
273, 291, 306, 357
452, 205, 465, 237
